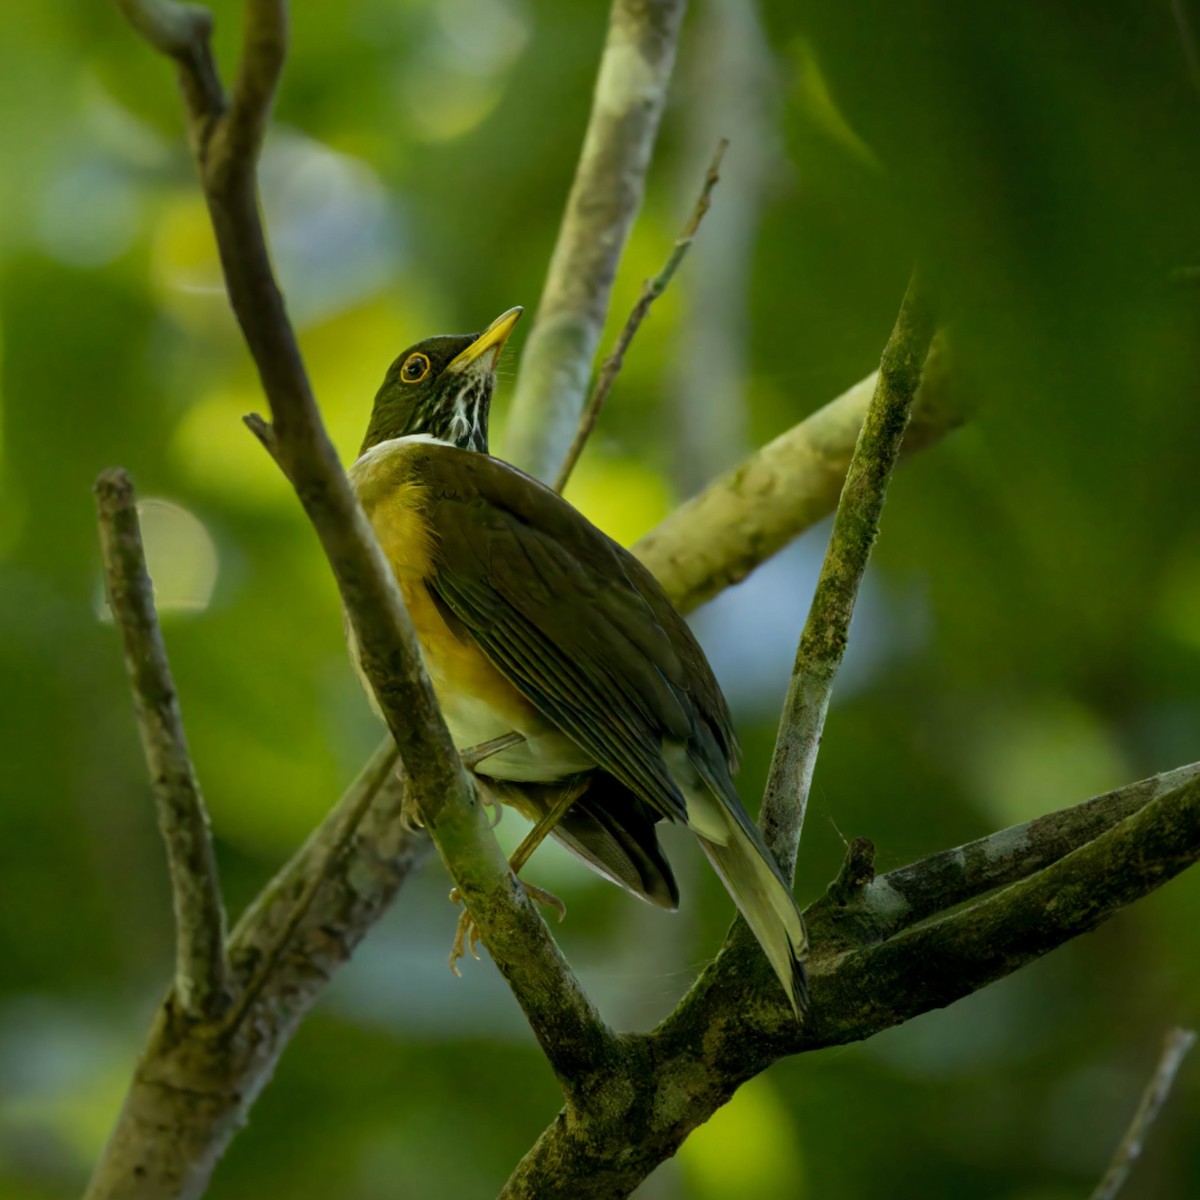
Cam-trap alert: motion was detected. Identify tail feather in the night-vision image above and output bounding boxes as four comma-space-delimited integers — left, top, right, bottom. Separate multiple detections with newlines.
696, 816, 809, 1015
553, 777, 679, 910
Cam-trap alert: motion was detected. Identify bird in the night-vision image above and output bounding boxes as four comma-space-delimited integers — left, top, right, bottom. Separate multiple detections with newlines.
346, 306, 808, 1014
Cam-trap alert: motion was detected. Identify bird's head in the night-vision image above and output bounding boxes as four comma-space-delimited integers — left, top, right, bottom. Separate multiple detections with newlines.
359, 306, 522, 456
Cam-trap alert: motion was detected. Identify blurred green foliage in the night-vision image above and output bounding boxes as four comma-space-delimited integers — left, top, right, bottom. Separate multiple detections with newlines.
2, 0, 1199, 1197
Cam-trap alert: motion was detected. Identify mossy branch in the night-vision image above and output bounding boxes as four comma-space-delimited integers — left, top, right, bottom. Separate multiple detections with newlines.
500, 770, 1200, 1198
94, 468, 230, 1021
761, 274, 937, 879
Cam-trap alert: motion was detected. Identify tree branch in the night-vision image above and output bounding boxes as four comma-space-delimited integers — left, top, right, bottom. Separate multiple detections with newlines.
553, 139, 727, 494
85, 740, 426, 1200
113, 0, 225, 128
500, 770, 1200, 1198
632, 334, 963, 615
801, 773, 1200, 1047
218, 738, 401, 1030
807, 760, 1200, 950
94, 468, 230, 1021
504, 0, 688, 480
761, 274, 937, 879
1091, 1027, 1197, 1200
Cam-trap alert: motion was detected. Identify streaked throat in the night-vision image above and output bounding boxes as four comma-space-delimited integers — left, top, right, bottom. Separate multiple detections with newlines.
439, 379, 490, 452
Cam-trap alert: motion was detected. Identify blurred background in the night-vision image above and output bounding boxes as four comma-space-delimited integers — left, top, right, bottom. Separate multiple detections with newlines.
3, 0, 1200, 1196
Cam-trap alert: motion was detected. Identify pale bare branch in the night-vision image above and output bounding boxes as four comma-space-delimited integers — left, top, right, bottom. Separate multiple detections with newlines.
505, 0, 689, 479
633, 335, 963, 615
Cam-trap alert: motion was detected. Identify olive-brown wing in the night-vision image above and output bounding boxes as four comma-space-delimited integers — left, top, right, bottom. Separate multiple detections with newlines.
417, 447, 736, 823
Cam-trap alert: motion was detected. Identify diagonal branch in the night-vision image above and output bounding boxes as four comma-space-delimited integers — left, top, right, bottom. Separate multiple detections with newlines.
553, 139, 727, 495
101, 0, 614, 1189
761, 274, 937, 879
85, 739, 426, 1200
1091, 1026, 1197, 1200
632, 335, 963, 615
800, 773, 1200, 1048
504, 0, 689, 480
94, 468, 230, 1020
114, 0, 225, 126
807, 760, 1200, 949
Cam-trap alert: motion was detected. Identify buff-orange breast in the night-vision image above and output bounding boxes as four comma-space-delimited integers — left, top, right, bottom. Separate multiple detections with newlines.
347, 437, 594, 784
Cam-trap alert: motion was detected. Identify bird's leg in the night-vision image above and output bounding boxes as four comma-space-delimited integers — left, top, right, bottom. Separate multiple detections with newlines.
449, 779, 586, 974
462, 731, 526, 827
461, 730, 525, 772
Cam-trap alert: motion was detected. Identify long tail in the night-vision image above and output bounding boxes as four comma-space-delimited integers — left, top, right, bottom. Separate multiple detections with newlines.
691, 801, 809, 1015
662, 743, 809, 1015
697, 818, 809, 1014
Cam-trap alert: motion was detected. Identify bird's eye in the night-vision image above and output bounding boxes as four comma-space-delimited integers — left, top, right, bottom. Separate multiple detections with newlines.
401, 353, 430, 383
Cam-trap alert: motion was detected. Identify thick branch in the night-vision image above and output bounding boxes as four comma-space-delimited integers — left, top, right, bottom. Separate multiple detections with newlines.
502, 771, 1200, 1198
632, 335, 962, 615
553, 139, 727, 494
94, 469, 229, 1021
807, 760, 1200, 949
504, 0, 688, 480
761, 276, 937, 878
801, 773, 1200, 1046
86, 741, 426, 1200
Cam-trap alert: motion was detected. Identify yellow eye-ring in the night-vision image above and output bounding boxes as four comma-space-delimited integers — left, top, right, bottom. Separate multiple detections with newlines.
400, 352, 431, 383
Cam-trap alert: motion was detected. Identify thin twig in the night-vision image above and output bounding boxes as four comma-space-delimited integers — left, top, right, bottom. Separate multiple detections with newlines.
505, 0, 689, 480
759, 274, 936, 879
220, 739, 400, 1033
94, 468, 230, 1019
1090, 1027, 1197, 1200
553, 139, 728, 495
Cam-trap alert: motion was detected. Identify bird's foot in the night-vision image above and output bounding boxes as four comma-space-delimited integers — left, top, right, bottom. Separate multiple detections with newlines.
398, 766, 424, 831
448, 879, 567, 976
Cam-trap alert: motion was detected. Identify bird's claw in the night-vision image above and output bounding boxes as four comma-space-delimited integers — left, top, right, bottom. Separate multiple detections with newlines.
447, 879, 567, 976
